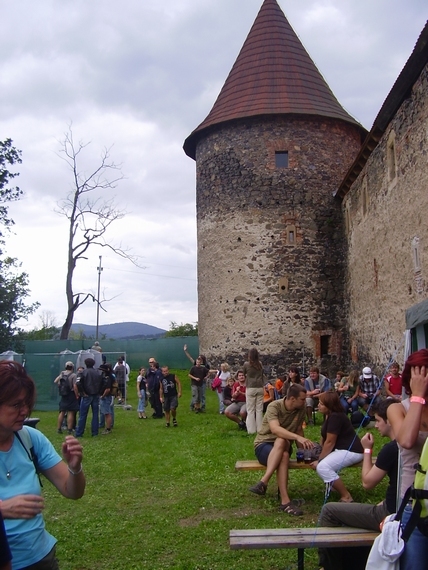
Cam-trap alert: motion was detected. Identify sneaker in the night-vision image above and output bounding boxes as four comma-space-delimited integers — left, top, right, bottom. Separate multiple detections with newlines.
101, 429, 112, 435
238, 421, 247, 431
142, 414, 147, 419
249, 481, 267, 496
57, 429, 62, 434
166, 423, 170, 428
173, 419, 178, 427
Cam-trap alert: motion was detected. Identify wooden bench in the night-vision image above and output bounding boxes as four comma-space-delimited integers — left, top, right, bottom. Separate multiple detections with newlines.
230, 527, 378, 570
235, 457, 375, 471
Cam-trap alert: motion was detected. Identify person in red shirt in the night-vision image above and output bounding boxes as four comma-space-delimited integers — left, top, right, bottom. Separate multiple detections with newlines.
225, 370, 247, 430
385, 361, 403, 400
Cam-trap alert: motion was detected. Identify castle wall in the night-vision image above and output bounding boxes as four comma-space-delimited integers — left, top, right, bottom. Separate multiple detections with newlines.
195, 115, 362, 372
344, 64, 428, 372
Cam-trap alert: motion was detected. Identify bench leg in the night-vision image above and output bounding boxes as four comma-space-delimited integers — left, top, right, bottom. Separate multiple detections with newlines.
297, 547, 304, 570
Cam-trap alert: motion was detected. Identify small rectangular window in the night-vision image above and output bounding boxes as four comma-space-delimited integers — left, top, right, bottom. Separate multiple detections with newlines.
320, 335, 330, 356
275, 151, 289, 168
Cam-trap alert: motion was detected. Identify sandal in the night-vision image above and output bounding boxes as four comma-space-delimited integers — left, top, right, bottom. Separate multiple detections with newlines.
279, 501, 304, 515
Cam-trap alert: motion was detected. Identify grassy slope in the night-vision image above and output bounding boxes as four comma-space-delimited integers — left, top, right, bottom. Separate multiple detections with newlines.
36, 370, 385, 570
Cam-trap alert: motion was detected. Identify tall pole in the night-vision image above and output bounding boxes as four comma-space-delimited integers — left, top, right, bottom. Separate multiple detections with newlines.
96, 255, 103, 340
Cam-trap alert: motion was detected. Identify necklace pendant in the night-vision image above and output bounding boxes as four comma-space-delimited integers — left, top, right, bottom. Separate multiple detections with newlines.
6, 471, 10, 479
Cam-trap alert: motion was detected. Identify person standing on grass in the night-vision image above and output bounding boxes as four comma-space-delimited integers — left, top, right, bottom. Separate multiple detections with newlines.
137, 367, 147, 419
160, 366, 182, 427
189, 357, 209, 413
99, 364, 114, 435
183, 344, 210, 410
114, 357, 127, 404
249, 383, 314, 515
243, 348, 265, 434
75, 358, 103, 438
146, 358, 164, 418
318, 398, 399, 570
53, 361, 79, 434
224, 370, 247, 430
0, 361, 85, 570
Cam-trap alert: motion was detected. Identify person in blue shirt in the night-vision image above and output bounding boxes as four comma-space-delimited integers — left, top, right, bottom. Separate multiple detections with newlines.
0, 361, 86, 570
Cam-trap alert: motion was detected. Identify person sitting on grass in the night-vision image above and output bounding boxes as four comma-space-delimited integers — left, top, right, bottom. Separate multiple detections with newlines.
263, 381, 275, 412
222, 376, 235, 408
336, 369, 360, 414
224, 370, 247, 430
249, 383, 314, 515
318, 398, 399, 570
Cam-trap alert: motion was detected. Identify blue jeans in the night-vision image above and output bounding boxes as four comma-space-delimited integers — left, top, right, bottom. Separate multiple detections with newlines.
75, 394, 100, 437
340, 396, 358, 413
400, 503, 428, 569
137, 391, 146, 413
201, 381, 206, 410
99, 400, 114, 428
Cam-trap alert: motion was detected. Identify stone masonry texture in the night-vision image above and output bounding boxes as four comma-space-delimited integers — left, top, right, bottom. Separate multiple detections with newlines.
195, 115, 362, 374
344, 64, 428, 373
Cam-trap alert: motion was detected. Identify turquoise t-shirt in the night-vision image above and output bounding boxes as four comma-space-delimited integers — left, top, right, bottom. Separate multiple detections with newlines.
0, 426, 61, 570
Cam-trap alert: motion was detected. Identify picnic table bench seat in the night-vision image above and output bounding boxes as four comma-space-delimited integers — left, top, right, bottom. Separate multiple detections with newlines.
230, 526, 378, 570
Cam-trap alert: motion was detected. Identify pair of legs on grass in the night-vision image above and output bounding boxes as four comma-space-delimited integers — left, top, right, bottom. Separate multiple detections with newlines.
250, 438, 303, 515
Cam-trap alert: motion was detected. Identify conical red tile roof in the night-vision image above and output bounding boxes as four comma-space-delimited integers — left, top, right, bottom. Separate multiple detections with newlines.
184, 0, 362, 158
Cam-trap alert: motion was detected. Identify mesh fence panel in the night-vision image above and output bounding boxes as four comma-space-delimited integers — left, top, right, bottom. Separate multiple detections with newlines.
16, 337, 199, 411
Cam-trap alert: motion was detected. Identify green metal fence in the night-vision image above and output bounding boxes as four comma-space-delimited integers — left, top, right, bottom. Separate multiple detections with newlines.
12, 337, 200, 411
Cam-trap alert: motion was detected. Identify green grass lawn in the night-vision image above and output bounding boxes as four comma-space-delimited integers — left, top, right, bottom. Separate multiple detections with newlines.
35, 370, 385, 570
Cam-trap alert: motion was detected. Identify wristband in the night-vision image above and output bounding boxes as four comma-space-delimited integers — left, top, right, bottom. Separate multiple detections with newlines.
68, 465, 83, 476
410, 396, 426, 405
364, 448, 373, 455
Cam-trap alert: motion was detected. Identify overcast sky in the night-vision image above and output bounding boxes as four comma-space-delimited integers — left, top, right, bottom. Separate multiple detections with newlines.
1, 0, 427, 333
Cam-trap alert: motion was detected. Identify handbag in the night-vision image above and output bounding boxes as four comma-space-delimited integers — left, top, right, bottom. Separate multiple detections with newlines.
211, 376, 222, 391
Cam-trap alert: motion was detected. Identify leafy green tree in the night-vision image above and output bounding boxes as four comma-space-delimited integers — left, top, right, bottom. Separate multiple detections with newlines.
0, 257, 39, 350
0, 138, 23, 245
164, 321, 198, 337
0, 139, 39, 350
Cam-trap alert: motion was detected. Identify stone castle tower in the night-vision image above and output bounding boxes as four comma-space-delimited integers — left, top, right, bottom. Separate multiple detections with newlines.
183, 0, 366, 371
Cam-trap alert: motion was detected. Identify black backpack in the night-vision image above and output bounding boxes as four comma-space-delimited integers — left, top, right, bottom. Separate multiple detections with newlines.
58, 372, 72, 396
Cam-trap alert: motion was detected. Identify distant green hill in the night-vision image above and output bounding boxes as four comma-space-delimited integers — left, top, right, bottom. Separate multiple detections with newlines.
70, 322, 166, 339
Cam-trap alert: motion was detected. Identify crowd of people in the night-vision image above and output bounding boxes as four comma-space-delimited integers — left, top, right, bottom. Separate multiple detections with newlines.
2, 340, 428, 569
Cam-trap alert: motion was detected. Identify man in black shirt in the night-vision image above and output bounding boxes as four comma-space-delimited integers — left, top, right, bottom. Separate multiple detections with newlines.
75, 358, 103, 437
318, 398, 399, 570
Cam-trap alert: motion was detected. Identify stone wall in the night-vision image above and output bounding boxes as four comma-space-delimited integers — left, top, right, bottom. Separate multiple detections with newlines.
344, 64, 428, 372
195, 115, 362, 374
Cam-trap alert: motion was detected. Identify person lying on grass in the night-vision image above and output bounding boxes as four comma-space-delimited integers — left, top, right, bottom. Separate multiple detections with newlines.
249, 383, 314, 515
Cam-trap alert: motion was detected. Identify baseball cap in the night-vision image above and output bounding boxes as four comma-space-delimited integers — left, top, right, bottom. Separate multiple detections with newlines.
362, 366, 372, 378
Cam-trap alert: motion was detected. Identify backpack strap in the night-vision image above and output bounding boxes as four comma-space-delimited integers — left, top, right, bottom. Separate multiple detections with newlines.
395, 485, 428, 542
14, 427, 43, 487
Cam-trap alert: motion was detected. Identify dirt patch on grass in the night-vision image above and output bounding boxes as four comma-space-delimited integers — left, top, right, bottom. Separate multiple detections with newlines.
179, 506, 262, 527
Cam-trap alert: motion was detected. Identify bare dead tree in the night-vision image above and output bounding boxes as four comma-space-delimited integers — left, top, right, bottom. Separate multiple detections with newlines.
56, 127, 138, 340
